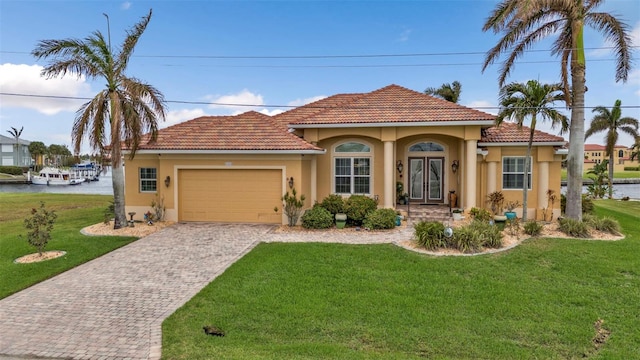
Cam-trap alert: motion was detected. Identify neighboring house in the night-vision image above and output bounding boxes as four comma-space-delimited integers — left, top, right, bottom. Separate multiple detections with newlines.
0, 134, 31, 167
583, 143, 639, 171
124, 84, 566, 224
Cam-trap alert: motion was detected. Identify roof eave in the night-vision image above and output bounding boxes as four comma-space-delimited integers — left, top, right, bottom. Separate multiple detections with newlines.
126, 149, 327, 155
289, 120, 495, 129
478, 141, 567, 147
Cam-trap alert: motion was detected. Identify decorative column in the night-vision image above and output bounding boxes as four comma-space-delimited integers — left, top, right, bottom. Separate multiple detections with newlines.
384, 141, 394, 208
311, 155, 317, 205
537, 161, 549, 220
465, 139, 477, 210
487, 161, 497, 194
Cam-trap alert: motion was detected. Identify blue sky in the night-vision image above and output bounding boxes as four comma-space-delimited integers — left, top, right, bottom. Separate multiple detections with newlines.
1, 0, 639, 155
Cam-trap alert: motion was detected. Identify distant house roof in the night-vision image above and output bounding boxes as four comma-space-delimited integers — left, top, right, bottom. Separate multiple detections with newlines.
134, 111, 324, 154
0, 134, 31, 145
478, 122, 566, 145
283, 84, 495, 128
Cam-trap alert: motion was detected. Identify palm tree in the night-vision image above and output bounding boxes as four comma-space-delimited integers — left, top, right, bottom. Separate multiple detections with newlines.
424, 81, 462, 103
482, 0, 633, 220
28, 141, 48, 167
6, 126, 24, 166
631, 138, 640, 161
32, 9, 166, 229
585, 100, 639, 199
497, 80, 568, 221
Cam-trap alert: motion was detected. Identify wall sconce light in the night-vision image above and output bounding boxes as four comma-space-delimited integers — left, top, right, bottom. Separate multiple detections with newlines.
451, 160, 459, 174
396, 160, 403, 174
288, 176, 294, 189
164, 175, 171, 187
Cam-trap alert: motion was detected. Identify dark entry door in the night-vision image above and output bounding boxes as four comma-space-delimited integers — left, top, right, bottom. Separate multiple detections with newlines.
409, 157, 444, 203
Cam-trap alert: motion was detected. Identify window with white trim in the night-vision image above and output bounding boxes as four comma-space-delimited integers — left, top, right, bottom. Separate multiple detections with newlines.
334, 141, 371, 194
139, 168, 157, 192
502, 157, 532, 190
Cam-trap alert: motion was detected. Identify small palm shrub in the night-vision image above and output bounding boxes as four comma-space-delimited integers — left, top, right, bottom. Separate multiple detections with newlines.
282, 188, 306, 226
363, 208, 397, 230
23, 201, 58, 256
103, 199, 115, 225
301, 206, 334, 229
344, 195, 378, 226
319, 194, 345, 217
469, 220, 502, 249
584, 215, 621, 235
523, 220, 543, 236
414, 221, 446, 250
469, 207, 492, 222
558, 218, 590, 238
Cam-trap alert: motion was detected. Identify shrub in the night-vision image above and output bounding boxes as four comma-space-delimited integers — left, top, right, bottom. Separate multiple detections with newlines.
319, 194, 345, 217
363, 208, 397, 230
469, 207, 492, 223
151, 195, 166, 221
23, 201, 58, 256
558, 218, 590, 238
344, 195, 377, 226
523, 220, 543, 237
0, 165, 24, 175
282, 188, 306, 226
103, 199, 115, 225
450, 225, 483, 253
414, 221, 446, 250
623, 166, 639, 171
560, 194, 595, 215
584, 215, 621, 235
301, 206, 334, 229
469, 220, 502, 249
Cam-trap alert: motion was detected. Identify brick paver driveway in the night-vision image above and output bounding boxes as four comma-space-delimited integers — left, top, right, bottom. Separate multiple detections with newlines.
0, 223, 270, 360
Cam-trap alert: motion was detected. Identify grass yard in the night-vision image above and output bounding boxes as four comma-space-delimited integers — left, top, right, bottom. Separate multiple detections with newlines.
561, 168, 640, 180
0, 193, 137, 299
163, 200, 640, 359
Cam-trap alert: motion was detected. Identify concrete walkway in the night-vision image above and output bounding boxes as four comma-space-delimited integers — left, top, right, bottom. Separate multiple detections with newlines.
0, 223, 412, 360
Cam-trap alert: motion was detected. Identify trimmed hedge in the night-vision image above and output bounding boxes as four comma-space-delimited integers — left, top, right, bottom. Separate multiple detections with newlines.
301, 206, 334, 229
363, 208, 397, 230
344, 195, 378, 226
624, 166, 640, 171
0, 166, 24, 175
319, 194, 345, 217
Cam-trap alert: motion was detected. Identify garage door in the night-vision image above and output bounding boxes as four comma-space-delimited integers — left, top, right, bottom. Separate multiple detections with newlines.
178, 169, 282, 223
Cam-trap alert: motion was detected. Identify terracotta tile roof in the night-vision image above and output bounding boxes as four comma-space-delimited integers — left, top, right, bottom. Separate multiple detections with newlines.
286, 84, 495, 126
479, 122, 565, 144
584, 144, 606, 151
272, 93, 363, 126
135, 111, 322, 152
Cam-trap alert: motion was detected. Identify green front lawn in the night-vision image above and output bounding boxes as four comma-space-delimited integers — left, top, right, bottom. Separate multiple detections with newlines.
163, 200, 640, 359
0, 193, 137, 299
561, 169, 640, 180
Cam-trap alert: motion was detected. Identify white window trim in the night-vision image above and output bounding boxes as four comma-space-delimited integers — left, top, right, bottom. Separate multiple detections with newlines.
501, 156, 533, 191
332, 139, 373, 195
139, 167, 157, 193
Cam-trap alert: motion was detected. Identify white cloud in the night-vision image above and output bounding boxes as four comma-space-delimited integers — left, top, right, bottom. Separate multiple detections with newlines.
287, 95, 327, 107
121, 2, 131, 10
259, 109, 285, 116
397, 28, 411, 42
630, 21, 640, 47
466, 100, 498, 115
205, 89, 265, 114
0, 63, 91, 115
163, 108, 208, 128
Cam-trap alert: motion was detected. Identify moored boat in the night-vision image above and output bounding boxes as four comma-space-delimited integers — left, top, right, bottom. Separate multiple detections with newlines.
31, 167, 73, 186
71, 161, 102, 181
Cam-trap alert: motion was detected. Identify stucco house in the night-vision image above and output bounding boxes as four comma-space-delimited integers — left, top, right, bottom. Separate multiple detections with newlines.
124, 84, 566, 224
583, 143, 639, 171
0, 134, 31, 167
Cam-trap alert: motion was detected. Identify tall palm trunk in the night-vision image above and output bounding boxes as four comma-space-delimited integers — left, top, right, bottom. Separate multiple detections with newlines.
109, 92, 128, 229
565, 20, 586, 221
608, 152, 614, 198
523, 116, 536, 222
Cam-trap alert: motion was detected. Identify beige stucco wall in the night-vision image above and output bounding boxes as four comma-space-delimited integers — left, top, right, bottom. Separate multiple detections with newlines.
124, 153, 312, 224
477, 146, 563, 220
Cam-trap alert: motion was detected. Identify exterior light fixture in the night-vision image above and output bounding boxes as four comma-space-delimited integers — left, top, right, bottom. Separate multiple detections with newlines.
451, 160, 459, 174
288, 176, 294, 189
396, 160, 403, 174
164, 175, 171, 187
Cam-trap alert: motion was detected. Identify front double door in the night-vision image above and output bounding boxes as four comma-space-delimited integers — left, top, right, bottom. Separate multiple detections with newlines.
408, 157, 444, 204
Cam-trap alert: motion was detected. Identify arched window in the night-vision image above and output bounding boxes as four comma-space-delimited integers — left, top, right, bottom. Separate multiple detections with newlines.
618, 150, 624, 158
409, 142, 444, 152
333, 141, 371, 194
